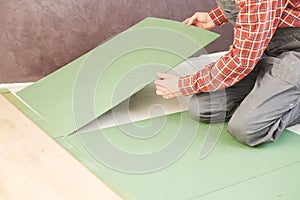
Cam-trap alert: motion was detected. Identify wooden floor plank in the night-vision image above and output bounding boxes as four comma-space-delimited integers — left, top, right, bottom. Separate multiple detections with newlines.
0, 94, 122, 200
0, 153, 43, 200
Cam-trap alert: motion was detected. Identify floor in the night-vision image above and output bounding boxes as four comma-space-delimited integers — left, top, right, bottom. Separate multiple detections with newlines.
0, 94, 121, 200
2, 90, 299, 200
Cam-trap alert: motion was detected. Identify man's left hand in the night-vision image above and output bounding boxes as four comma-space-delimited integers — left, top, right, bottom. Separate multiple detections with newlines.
154, 72, 183, 99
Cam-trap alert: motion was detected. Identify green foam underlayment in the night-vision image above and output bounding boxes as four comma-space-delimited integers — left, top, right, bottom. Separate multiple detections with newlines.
55, 111, 300, 200
16, 17, 219, 138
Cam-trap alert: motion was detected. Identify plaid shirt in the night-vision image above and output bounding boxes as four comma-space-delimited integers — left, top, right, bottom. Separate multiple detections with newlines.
179, 0, 300, 95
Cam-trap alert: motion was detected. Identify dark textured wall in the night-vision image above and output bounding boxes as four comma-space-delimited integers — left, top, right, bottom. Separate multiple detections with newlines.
0, 0, 233, 83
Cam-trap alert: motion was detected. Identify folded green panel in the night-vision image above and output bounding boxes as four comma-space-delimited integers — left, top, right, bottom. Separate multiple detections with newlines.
56, 112, 300, 200
16, 17, 219, 138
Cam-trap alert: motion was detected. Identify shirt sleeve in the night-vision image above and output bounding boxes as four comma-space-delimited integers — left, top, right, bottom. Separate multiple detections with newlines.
208, 5, 228, 26
179, 0, 283, 95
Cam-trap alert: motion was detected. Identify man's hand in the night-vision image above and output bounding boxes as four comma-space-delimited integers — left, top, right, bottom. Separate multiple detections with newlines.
155, 72, 183, 99
183, 12, 215, 30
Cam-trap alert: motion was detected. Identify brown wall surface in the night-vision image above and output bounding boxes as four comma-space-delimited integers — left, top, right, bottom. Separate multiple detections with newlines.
0, 0, 233, 83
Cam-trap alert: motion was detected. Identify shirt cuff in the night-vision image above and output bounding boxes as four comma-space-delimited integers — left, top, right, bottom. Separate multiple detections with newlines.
208, 5, 228, 26
178, 75, 198, 96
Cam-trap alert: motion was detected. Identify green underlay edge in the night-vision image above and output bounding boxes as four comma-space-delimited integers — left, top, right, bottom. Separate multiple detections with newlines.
0, 88, 10, 94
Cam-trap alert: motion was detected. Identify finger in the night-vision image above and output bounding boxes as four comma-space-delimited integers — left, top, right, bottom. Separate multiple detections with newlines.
183, 18, 190, 24
157, 89, 173, 97
156, 90, 166, 96
186, 15, 196, 25
155, 81, 173, 92
162, 94, 171, 99
156, 83, 175, 94
156, 83, 173, 94
186, 18, 195, 26
195, 21, 204, 29
187, 13, 198, 25
155, 85, 169, 93
162, 93, 176, 99
156, 88, 171, 96
154, 79, 163, 85
154, 78, 168, 86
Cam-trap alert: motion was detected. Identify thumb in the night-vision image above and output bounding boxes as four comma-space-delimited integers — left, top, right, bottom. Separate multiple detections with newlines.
157, 72, 171, 79
186, 17, 194, 26
183, 18, 193, 25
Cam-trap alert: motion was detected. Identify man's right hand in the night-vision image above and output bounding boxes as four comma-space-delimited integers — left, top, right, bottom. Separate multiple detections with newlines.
183, 12, 215, 30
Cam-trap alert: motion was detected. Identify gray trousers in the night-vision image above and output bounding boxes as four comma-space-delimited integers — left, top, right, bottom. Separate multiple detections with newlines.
189, 27, 300, 146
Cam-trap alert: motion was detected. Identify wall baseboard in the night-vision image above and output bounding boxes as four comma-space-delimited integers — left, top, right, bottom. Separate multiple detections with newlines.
0, 82, 34, 93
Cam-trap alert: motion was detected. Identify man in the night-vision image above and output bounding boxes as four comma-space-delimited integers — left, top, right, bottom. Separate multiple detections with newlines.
155, 0, 300, 146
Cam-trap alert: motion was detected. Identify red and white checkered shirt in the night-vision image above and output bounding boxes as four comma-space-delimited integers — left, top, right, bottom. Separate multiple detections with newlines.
179, 0, 300, 95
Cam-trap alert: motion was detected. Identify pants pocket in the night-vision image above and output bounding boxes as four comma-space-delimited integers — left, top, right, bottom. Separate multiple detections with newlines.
271, 51, 300, 88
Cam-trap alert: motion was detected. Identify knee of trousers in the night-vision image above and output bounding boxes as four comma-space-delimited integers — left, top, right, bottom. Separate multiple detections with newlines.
227, 116, 254, 146
188, 94, 228, 123
227, 112, 271, 147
